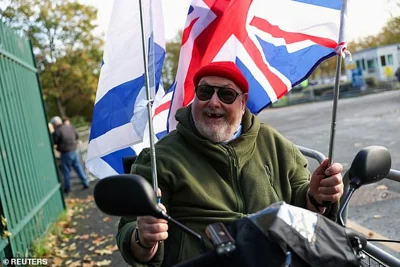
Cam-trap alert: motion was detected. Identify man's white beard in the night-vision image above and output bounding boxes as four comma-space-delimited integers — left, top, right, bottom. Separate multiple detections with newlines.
195, 118, 240, 143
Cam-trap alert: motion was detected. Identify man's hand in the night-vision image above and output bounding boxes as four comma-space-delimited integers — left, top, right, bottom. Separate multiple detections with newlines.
130, 189, 168, 263
308, 159, 344, 212
136, 202, 169, 248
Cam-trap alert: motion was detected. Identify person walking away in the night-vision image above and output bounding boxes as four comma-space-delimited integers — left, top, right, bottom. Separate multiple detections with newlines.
395, 67, 400, 82
63, 117, 71, 125
50, 116, 89, 194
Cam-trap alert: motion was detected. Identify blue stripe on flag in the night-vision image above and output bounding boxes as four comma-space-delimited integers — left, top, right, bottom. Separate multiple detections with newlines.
154, 42, 166, 93
89, 75, 144, 140
101, 147, 136, 174
291, 0, 341, 10
236, 59, 272, 114
188, 5, 194, 15
255, 35, 335, 87
156, 130, 168, 139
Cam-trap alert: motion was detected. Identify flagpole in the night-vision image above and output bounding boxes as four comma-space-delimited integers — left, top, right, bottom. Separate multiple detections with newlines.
325, 0, 348, 206
328, 0, 348, 165
327, 55, 342, 166
138, 0, 159, 200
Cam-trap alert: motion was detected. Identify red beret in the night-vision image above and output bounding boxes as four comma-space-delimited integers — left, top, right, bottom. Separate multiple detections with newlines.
193, 61, 249, 93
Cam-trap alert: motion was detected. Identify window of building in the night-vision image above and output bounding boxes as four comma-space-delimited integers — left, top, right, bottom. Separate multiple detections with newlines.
356, 60, 361, 69
367, 59, 375, 73
388, 54, 394, 65
380, 55, 386, 66
362, 59, 366, 70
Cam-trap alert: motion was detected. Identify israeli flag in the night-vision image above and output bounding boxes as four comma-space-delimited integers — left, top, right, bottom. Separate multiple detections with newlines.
86, 0, 166, 178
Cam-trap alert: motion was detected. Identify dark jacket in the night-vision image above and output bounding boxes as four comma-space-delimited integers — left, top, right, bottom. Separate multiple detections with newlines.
53, 124, 78, 152
117, 105, 315, 266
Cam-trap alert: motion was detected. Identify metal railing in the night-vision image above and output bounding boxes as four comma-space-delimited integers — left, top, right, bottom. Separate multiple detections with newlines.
0, 21, 64, 259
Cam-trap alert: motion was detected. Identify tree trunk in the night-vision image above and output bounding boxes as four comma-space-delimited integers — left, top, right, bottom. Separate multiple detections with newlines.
56, 96, 66, 118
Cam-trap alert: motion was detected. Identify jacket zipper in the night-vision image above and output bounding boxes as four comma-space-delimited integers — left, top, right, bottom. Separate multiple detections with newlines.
228, 147, 245, 213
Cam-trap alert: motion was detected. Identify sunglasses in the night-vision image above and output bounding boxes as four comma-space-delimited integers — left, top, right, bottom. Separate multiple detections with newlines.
195, 84, 245, 104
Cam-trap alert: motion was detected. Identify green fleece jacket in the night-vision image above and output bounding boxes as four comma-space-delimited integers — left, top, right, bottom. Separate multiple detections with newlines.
117, 105, 314, 266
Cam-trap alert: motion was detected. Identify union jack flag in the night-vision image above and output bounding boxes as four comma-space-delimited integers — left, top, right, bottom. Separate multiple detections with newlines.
87, 0, 348, 178
154, 0, 347, 131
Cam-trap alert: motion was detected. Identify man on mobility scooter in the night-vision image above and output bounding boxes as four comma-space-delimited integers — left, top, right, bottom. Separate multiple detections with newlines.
116, 61, 344, 266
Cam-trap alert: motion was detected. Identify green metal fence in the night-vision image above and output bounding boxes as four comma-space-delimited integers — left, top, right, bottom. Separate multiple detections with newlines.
0, 22, 65, 259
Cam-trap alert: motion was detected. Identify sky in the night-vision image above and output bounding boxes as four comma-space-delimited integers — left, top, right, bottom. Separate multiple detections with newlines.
81, 0, 400, 42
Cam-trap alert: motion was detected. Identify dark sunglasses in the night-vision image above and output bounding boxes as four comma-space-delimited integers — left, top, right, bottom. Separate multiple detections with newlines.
195, 84, 245, 104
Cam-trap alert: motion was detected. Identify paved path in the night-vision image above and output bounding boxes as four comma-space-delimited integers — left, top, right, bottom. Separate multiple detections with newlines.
50, 179, 130, 267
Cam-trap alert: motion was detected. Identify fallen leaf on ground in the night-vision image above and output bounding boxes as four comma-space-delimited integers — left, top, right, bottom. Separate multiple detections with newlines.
63, 228, 77, 234
67, 211, 74, 218
94, 249, 113, 255
83, 255, 93, 262
68, 243, 77, 251
88, 246, 95, 251
80, 234, 90, 240
103, 217, 112, 222
2, 230, 12, 238
376, 185, 388, 190
373, 215, 381, 219
57, 221, 69, 228
70, 260, 81, 267
56, 248, 68, 258
96, 260, 112, 266
92, 236, 107, 246
66, 198, 77, 204
1, 215, 7, 226
51, 257, 64, 266
105, 244, 118, 252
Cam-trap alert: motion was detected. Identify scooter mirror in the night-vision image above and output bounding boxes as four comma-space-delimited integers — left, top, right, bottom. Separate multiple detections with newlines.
338, 146, 391, 226
349, 146, 391, 187
93, 174, 163, 218
94, 174, 206, 251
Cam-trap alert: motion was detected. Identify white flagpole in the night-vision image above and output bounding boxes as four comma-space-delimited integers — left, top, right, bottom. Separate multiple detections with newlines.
138, 0, 159, 200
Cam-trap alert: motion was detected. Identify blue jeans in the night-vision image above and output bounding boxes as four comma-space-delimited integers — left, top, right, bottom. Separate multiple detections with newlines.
60, 151, 89, 192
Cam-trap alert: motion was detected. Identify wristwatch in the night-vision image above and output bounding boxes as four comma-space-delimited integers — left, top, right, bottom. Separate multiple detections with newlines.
308, 191, 325, 212
134, 227, 154, 249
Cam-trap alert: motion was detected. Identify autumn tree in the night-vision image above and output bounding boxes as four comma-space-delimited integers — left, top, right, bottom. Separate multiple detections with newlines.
162, 31, 183, 91
0, 0, 103, 120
